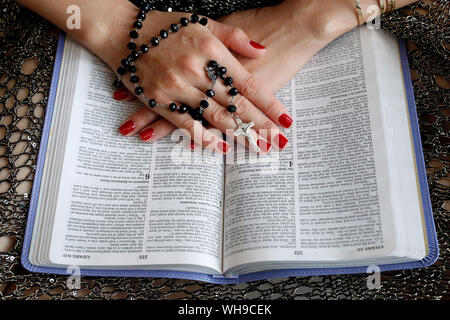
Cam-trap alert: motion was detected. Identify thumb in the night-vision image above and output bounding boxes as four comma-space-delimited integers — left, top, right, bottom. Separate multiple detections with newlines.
207, 20, 266, 58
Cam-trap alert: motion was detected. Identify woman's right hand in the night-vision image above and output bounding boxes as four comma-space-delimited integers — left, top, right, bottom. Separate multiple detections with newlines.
90, 2, 291, 153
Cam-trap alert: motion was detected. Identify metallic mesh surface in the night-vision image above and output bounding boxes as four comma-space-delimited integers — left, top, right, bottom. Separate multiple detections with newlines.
0, 0, 449, 300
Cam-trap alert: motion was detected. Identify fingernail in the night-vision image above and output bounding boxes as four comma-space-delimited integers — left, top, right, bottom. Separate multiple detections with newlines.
119, 120, 135, 135
279, 113, 293, 128
190, 140, 196, 150
217, 141, 230, 154
250, 40, 266, 49
139, 127, 155, 141
274, 133, 288, 149
113, 88, 129, 100
257, 139, 272, 153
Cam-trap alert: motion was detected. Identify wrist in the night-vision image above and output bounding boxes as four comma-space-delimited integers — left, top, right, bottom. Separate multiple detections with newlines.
281, 0, 378, 45
78, 0, 137, 66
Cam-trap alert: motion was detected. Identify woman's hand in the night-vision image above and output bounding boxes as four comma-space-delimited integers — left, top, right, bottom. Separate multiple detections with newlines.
219, 0, 417, 93
98, 2, 291, 153
217, 0, 360, 93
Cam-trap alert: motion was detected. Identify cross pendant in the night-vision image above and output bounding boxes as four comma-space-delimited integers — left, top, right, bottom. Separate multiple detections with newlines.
233, 116, 260, 153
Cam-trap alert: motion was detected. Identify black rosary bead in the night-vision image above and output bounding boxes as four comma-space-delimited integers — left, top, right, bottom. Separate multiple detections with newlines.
160, 29, 168, 38
180, 17, 189, 26
133, 21, 142, 29
227, 105, 237, 113
127, 65, 137, 73
190, 13, 199, 23
200, 100, 209, 108
130, 75, 139, 83
178, 104, 188, 114
192, 108, 203, 120
140, 44, 149, 53
135, 87, 144, 95
202, 118, 210, 127
129, 30, 139, 39
208, 60, 218, 69
151, 37, 159, 46
127, 42, 137, 50
149, 99, 157, 108
170, 24, 179, 32
199, 17, 208, 26
224, 77, 233, 86
128, 51, 139, 61
117, 66, 127, 75
229, 87, 239, 96
137, 11, 146, 20
218, 67, 227, 75
142, 3, 151, 13
169, 103, 177, 112
121, 59, 129, 66
113, 79, 122, 89
206, 89, 215, 97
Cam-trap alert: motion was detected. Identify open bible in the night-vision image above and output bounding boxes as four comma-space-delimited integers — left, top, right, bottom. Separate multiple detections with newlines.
22, 26, 438, 283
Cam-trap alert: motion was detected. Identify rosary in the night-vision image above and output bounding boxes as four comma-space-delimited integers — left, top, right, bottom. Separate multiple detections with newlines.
113, 0, 260, 153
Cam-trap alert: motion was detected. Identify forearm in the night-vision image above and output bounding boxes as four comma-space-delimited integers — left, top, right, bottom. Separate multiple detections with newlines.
15, 0, 134, 57
281, 0, 419, 45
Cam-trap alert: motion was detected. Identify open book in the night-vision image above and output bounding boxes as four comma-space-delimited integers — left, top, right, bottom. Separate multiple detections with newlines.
22, 27, 438, 283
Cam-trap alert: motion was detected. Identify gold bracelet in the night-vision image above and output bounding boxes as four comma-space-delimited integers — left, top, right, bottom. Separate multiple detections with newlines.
378, 0, 387, 14
386, 0, 396, 13
355, 0, 364, 25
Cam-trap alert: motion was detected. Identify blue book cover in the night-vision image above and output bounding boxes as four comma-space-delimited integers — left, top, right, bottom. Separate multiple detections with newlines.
21, 31, 439, 284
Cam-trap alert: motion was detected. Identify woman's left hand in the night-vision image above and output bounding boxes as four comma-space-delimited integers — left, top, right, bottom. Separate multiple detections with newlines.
217, 0, 363, 93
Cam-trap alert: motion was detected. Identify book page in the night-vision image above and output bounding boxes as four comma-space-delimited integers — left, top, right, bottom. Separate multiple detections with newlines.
223, 28, 404, 272
47, 38, 224, 273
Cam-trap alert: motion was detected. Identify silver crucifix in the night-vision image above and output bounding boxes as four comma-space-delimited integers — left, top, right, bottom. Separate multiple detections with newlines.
233, 115, 260, 153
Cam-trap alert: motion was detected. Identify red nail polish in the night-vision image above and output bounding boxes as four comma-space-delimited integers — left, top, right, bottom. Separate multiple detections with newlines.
279, 113, 293, 128
119, 120, 135, 135
139, 127, 155, 141
218, 141, 230, 154
113, 88, 129, 100
190, 140, 195, 150
275, 134, 288, 149
250, 40, 266, 49
257, 139, 272, 153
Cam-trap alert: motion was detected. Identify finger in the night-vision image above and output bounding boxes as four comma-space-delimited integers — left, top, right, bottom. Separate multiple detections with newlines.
180, 89, 272, 153
149, 99, 231, 154
206, 19, 266, 58
211, 56, 293, 130
118, 105, 161, 136
193, 66, 288, 150
138, 117, 176, 142
219, 92, 288, 150
113, 87, 137, 102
